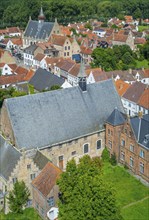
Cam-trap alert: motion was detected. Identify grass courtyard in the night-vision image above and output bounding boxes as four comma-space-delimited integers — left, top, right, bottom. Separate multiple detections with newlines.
102, 163, 149, 220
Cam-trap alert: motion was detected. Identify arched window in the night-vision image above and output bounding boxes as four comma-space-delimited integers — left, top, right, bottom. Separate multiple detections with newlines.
84, 143, 89, 154
97, 140, 101, 149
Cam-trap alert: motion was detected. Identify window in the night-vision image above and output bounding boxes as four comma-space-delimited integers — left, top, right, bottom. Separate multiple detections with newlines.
41, 207, 45, 215
111, 130, 113, 136
130, 145, 134, 152
64, 52, 66, 56
121, 139, 125, 147
12, 177, 17, 184
128, 103, 131, 107
108, 129, 110, 135
97, 140, 101, 150
68, 46, 70, 50
140, 150, 145, 158
36, 202, 39, 209
5, 67, 8, 70
67, 52, 69, 56
59, 155, 63, 161
72, 151, 76, 156
59, 144, 62, 148
130, 157, 134, 167
27, 164, 31, 170
125, 129, 127, 134
1, 201, 3, 205
47, 196, 54, 207
121, 152, 125, 161
108, 140, 112, 149
30, 173, 36, 180
140, 162, 144, 174
65, 46, 67, 50
84, 144, 89, 154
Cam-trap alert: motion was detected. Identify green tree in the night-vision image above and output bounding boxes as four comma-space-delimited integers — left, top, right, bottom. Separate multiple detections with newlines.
7, 181, 30, 213
57, 155, 123, 220
101, 147, 110, 162
110, 153, 117, 166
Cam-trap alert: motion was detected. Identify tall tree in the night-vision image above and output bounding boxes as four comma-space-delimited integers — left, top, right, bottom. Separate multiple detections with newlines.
7, 181, 30, 213
57, 155, 123, 220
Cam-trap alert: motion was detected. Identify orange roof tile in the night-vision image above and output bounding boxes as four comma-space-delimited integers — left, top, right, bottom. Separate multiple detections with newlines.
8, 64, 17, 71
134, 38, 146, 45
0, 74, 26, 86
14, 66, 28, 75
11, 38, 22, 46
23, 69, 35, 81
7, 27, 21, 33
138, 88, 149, 109
115, 79, 131, 96
81, 46, 92, 55
51, 34, 67, 46
60, 26, 72, 36
32, 162, 62, 197
143, 69, 149, 78
113, 34, 128, 42
34, 53, 46, 61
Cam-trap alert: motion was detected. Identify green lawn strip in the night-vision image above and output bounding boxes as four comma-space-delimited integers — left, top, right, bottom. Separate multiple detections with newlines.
102, 163, 149, 208
138, 26, 149, 32
0, 208, 42, 220
135, 59, 149, 69
121, 197, 149, 220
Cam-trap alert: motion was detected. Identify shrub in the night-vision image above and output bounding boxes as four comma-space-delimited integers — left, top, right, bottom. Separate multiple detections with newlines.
110, 153, 117, 166
101, 147, 110, 162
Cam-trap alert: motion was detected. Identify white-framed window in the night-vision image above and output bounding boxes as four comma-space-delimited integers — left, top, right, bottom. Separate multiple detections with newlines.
84, 143, 89, 154
47, 196, 54, 207
97, 140, 101, 150
140, 162, 144, 174
130, 145, 134, 152
27, 164, 31, 170
121, 151, 125, 161
140, 150, 145, 158
121, 139, 125, 147
65, 46, 67, 50
30, 173, 36, 180
130, 157, 134, 167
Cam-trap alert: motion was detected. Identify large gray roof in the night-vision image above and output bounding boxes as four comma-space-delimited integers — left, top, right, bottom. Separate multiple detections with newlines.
29, 68, 65, 91
24, 20, 54, 39
4, 79, 124, 150
130, 114, 149, 149
0, 135, 21, 180
106, 108, 126, 126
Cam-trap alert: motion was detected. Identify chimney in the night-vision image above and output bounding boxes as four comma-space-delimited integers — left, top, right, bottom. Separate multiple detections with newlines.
128, 68, 132, 74
77, 61, 87, 92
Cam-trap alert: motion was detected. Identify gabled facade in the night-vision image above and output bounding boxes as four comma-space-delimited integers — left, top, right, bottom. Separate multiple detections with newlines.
105, 110, 149, 182
23, 8, 61, 48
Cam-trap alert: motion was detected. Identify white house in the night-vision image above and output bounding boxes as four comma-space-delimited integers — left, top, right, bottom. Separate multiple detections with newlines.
1, 64, 17, 76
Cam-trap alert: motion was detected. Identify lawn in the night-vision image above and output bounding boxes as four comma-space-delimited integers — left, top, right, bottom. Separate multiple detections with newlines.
102, 163, 149, 220
135, 59, 149, 69
0, 208, 42, 220
121, 198, 149, 220
138, 25, 149, 32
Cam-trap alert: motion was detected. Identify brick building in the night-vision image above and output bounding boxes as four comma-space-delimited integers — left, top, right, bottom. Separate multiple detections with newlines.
105, 108, 149, 182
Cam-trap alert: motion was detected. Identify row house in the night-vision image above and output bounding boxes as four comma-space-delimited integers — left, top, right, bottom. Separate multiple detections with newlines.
32, 162, 61, 219
80, 46, 93, 65
0, 135, 50, 213
50, 34, 80, 59
105, 109, 149, 182
0, 27, 21, 41
122, 81, 148, 116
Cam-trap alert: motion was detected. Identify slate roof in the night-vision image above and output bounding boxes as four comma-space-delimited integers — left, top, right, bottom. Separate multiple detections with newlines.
106, 108, 126, 126
24, 44, 38, 55
29, 68, 65, 91
33, 151, 50, 170
32, 162, 61, 197
3, 79, 124, 150
24, 20, 54, 40
130, 114, 149, 149
0, 135, 21, 180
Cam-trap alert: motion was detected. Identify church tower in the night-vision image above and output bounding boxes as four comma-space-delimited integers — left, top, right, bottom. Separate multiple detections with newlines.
38, 7, 45, 23
77, 61, 87, 91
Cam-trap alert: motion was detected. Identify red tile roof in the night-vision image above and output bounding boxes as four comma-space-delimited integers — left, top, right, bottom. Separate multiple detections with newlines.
0, 74, 26, 86
138, 88, 149, 109
7, 27, 21, 33
32, 162, 62, 197
113, 34, 128, 42
115, 79, 131, 96
134, 38, 146, 45
23, 69, 35, 81
80, 46, 92, 55
34, 53, 46, 61
8, 64, 17, 71
51, 35, 67, 46
123, 81, 146, 103
143, 69, 149, 78
14, 66, 28, 75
